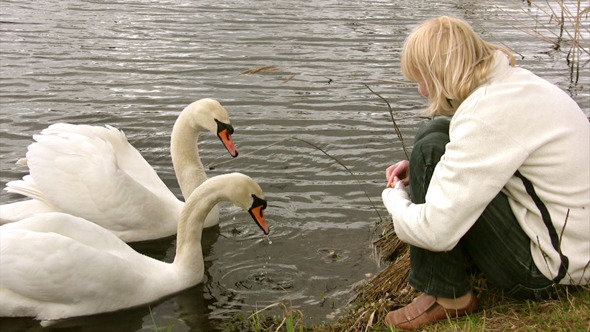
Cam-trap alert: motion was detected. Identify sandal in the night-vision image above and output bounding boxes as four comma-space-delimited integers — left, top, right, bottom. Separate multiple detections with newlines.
385, 293, 478, 330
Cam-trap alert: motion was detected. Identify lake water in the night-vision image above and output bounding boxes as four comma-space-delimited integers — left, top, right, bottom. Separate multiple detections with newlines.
0, 0, 588, 330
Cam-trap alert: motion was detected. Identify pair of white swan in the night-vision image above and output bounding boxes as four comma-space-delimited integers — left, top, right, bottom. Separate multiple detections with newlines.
0, 98, 238, 242
0, 172, 269, 321
0, 99, 271, 320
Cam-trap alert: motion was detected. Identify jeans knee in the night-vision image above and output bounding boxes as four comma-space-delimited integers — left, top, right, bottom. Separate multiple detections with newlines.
410, 131, 450, 169
409, 118, 451, 202
414, 117, 451, 142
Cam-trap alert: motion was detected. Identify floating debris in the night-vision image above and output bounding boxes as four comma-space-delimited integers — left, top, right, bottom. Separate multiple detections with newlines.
242, 65, 279, 74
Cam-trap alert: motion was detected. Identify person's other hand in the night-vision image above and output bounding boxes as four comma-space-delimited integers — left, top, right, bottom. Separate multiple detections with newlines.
386, 160, 410, 188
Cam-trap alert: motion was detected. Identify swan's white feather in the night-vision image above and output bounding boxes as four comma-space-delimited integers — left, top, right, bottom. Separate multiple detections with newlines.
0, 197, 55, 225
39, 123, 173, 198
4, 176, 47, 203
0, 213, 177, 320
31, 129, 177, 230
2, 124, 181, 239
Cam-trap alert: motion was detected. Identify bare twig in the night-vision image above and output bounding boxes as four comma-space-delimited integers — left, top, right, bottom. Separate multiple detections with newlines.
471, 20, 526, 59
208, 135, 384, 221
292, 137, 383, 222
208, 135, 296, 170
369, 78, 418, 86
363, 83, 410, 160
283, 74, 296, 83
558, 209, 570, 249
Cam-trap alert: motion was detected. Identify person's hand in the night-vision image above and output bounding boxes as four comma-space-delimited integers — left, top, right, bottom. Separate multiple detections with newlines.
386, 160, 410, 188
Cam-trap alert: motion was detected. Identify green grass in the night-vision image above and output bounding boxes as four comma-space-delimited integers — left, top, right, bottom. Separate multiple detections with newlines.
224, 302, 306, 332
232, 287, 589, 331
147, 305, 177, 332
411, 288, 590, 332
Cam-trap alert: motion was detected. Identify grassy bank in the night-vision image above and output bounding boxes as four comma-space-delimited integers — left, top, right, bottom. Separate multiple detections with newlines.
232, 223, 589, 331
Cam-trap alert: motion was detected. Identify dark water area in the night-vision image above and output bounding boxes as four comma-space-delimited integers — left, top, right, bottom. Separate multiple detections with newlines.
0, 0, 588, 330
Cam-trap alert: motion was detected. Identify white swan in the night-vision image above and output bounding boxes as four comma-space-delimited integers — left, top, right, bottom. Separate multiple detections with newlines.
0, 172, 269, 321
0, 99, 238, 242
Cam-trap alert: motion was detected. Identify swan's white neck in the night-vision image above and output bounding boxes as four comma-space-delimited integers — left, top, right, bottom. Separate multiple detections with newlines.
170, 106, 208, 200
171, 179, 224, 282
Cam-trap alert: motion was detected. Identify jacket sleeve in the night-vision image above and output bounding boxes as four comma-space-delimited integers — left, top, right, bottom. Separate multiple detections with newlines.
382, 113, 530, 251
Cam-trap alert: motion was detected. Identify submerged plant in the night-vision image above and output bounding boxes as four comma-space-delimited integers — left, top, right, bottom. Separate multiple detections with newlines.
247, 301, 306, 332
148, 305, 177, 332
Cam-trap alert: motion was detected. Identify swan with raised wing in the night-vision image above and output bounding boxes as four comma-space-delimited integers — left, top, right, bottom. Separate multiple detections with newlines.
0, 172, 269, 321
0, 99, 237, 242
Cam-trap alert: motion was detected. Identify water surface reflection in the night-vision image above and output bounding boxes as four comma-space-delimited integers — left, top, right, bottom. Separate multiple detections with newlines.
0, 0, 587, 330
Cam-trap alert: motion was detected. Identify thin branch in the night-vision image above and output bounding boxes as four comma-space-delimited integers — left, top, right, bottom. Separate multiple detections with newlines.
363, 83, 410, 160
292, 137, 383, 222
208, 135, 296, 170
208, 135, 384, 221
536, 235, 557, 283
558, 209, 570, 250
369, 78, 418, 86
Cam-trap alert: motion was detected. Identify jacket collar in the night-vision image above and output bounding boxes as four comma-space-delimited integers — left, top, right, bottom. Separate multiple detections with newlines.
480, 50, 511, 85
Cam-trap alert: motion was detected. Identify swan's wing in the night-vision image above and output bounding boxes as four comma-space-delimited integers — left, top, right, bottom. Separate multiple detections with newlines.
0, 212, 132, 252
24, 128, 176, 234
2, 176, 59, 222
0, 214, 159, 319
40, 123, 175, 201
4, 176, 47, 202
0, 198, 56, 223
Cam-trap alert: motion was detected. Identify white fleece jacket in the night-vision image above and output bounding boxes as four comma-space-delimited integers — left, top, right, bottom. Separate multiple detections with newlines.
382, 51, 589, 285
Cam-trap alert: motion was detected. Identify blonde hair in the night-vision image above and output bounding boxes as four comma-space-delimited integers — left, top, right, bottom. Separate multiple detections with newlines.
401, 16, 515, 117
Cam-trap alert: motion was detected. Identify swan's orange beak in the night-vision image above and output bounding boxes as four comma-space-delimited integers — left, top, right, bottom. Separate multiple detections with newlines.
216, 120, 238, 158
248, 195, 269, 235
219, 129, 238, 157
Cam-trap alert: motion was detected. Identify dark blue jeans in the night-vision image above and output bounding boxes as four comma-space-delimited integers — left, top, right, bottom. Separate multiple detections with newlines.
406, 117, 565, 301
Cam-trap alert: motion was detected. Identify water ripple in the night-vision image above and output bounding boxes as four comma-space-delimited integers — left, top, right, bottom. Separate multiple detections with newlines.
0, 0, 587, 329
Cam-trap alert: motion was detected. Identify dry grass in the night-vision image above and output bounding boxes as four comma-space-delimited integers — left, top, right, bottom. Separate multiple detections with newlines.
470, 0, 590, 84
316, 222, 590, 332
242, 66, 279, 75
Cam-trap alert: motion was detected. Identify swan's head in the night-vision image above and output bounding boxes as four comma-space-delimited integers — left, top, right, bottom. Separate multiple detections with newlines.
188, 98, 238, 158
206, 172, 269, 235
229, 173, 269, 235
